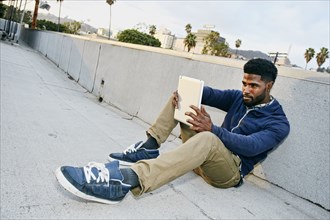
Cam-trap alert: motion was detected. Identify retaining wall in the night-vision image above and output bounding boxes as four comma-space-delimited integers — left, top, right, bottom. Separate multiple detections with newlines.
18, 28, 330, 209
0, 18, 24, 42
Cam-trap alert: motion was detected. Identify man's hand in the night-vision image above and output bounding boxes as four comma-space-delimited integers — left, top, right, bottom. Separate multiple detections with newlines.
172, 90, 179, 108
185, 105, 213, 132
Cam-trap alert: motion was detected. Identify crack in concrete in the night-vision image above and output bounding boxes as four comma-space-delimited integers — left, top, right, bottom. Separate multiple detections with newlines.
169, 183, 214, 220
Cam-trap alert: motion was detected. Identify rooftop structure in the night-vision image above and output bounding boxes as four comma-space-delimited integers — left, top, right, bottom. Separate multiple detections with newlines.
269, 52, 292, 67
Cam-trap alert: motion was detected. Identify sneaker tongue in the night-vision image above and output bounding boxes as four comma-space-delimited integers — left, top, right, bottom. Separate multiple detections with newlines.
104, 161, 123, 181
90, 167, 100, 177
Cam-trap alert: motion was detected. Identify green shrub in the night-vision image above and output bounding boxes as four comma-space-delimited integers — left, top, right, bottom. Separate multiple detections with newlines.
117, 29, 161, 47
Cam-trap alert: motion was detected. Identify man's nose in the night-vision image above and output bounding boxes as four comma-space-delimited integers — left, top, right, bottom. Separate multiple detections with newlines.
243, 86, 250, 94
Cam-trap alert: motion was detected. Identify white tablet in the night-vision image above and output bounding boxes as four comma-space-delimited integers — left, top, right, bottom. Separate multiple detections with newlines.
174, 76, 204, 126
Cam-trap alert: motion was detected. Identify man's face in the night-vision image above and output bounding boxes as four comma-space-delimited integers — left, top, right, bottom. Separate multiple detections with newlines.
241, 73, 272, 107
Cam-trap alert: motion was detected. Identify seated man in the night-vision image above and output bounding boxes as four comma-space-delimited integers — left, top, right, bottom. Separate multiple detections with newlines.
55, 58, 290, 204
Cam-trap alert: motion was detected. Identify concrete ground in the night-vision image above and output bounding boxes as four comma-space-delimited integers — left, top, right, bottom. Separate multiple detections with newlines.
1, 40, 329, 219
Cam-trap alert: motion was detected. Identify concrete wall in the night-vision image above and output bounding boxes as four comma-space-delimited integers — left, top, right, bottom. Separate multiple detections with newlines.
0, 18, 6, 30
19, 28, 330, 210
0, 18, 24, 42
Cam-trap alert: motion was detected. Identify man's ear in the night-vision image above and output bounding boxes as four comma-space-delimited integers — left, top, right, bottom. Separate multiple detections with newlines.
266, 81, 274, 92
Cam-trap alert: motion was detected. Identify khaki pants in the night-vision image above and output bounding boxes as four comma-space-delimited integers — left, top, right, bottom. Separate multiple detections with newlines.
131, 95, 241, 196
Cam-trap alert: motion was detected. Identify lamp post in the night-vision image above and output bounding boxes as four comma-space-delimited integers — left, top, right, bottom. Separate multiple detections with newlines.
57, 0, 63, 32
106, 0, 115, 40
20, 0, 27, 24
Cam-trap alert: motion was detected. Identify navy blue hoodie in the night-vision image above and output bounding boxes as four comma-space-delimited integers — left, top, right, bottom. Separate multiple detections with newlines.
202, 86, 290, 176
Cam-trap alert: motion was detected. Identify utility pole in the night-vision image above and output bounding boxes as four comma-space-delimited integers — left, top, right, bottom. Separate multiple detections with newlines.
108, 4, 111, 39
274, 52, 279, 64
20, 0, 27, 24
106, 0, 115, 40
57, 0, 63, 32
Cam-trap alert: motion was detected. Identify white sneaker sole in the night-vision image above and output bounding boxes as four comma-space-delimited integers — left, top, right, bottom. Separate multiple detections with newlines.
54, 167, 120, 205
107, 156, 135, 166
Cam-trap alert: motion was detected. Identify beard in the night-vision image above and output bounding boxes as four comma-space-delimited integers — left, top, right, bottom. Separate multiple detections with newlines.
243, 89, 267, 107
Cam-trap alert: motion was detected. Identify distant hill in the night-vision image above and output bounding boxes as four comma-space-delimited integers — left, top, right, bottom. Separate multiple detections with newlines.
38, 13, 97, 33
229, 48, 271, 61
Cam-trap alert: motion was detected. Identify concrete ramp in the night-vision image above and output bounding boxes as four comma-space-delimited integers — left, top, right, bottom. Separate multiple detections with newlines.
1, 39, 329, 219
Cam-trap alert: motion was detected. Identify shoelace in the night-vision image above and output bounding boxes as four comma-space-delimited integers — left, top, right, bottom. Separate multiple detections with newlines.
123, 142, 143, 155
83, 162, 110, 184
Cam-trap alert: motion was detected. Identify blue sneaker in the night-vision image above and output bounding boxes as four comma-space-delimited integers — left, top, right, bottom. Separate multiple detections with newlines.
108, 141, 159, 166
55, 160, 131, 204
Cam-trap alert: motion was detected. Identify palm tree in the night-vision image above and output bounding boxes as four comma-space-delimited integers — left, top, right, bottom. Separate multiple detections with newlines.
304, 48, 315, 70
31, 0, 40, 29
185, 24, 192, 34
183, 24, 196, 52
149, 25, 156, 36
202, 31, 220, 55
316, 47, 329, 69
106, 0, 116, 39
235, 39, 242, 57
184, 33, 197, 52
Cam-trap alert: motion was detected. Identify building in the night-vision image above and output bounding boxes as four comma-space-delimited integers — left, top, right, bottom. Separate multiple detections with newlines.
154, 28, 175, 49
269, 52, 292, 67
97, 28, 108, 37
172, 28, 226, 54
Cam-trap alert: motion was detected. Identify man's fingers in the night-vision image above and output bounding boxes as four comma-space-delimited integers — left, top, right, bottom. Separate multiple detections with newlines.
185, 111, 198, 121
201, 106, 210, 118
185, 106, 212, 133
189, 105, 202, 115
172, 90, 179, 108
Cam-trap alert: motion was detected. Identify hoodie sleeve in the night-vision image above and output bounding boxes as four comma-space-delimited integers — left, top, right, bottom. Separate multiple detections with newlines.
211, 120, 290, 157
202, 87, 242, 111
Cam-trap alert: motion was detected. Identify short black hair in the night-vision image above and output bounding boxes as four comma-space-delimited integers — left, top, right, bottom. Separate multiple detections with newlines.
243, 58, 278, 82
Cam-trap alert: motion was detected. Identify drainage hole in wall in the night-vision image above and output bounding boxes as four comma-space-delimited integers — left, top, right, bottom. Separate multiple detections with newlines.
68, 75, 74, 80
98, 97, 103, 103
101, 79, 105, 86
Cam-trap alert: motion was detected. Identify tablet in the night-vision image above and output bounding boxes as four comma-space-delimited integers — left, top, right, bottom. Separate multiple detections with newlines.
174, 76, 204, 126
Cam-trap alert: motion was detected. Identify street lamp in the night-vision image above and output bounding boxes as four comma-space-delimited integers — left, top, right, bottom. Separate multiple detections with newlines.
106, 0, 115, 40
57, 0, 63, 32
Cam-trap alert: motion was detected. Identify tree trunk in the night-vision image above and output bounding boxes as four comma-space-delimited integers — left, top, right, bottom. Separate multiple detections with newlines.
31, 0, 39, 29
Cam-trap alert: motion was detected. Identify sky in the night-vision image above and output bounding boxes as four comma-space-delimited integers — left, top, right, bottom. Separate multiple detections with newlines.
8, 0, 330, 69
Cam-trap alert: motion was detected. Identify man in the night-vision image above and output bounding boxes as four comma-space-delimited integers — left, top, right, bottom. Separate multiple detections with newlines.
55, 58, 290, 204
